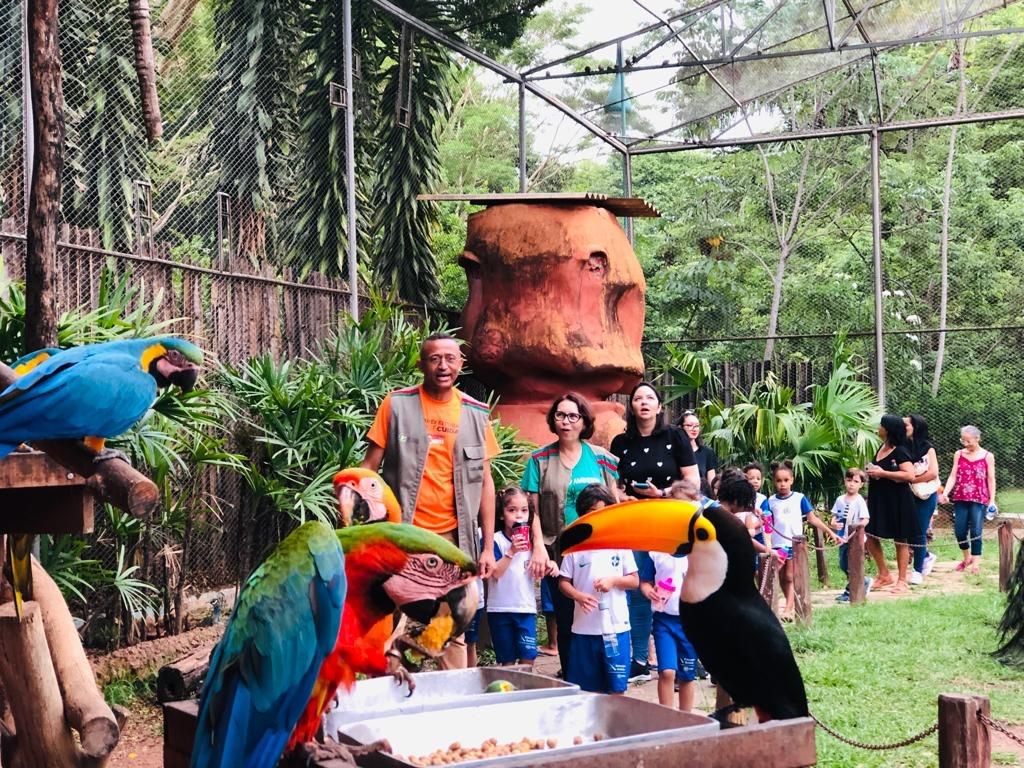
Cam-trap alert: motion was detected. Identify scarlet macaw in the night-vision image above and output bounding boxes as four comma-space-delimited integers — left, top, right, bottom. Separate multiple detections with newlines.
192, 517, 477, 768
559, 498, 809, 723
0, 338, 201, 618
286, 520, 477, 763
333, 466, 401, 526
190, 520, 347, 768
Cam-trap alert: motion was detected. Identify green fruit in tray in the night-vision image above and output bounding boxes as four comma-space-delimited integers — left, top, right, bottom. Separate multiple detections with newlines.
485, 680, 517, 693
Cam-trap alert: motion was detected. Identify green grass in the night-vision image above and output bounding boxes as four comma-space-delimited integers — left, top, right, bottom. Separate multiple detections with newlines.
793, 569, 1024, 766
998, 488, 1024, 514
102, 672, 156, 709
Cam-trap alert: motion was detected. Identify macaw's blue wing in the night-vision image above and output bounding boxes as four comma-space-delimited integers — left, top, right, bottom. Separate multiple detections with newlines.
0, 343, 159, 458
191, 521, 347, 768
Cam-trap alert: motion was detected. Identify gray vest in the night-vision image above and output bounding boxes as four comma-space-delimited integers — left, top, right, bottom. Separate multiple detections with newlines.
379, 386, 490, 561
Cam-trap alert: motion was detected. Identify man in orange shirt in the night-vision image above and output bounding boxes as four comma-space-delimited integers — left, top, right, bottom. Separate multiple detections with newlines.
362, 334, 499, 668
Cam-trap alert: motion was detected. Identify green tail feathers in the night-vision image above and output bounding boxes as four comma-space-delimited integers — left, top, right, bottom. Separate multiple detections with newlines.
6, 535, 33, 620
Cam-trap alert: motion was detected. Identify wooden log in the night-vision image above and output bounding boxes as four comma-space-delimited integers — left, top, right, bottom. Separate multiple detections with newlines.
32, 559, 119, 759
812, 526, 828, 586
791, 536, 812, 625
0, 602, 80, 768
999, 521, 1015, 593
938, 693, 990, 768
156, 642, 216, 703
848, 525, 866, 604
757, 553, 777, 612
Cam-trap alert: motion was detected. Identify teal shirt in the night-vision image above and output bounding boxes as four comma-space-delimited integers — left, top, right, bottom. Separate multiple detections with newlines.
521, 442, 618, 525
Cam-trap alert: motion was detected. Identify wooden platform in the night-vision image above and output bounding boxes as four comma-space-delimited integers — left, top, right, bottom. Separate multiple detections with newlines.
0, 451, 94, 533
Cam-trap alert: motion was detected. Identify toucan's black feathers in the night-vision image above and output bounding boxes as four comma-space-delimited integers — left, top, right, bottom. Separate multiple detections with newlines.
681, 505, 809, 720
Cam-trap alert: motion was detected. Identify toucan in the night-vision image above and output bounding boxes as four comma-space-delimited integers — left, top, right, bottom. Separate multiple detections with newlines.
559, 498, 808, 722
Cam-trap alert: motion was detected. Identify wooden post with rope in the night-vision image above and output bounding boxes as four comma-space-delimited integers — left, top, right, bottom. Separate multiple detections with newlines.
998, 521, 1016, 593
812, 527, 828, 586
938, 693, 990, 768
791, 535, 812, 625
757, 552, 777, 614
848, 527, 866, 604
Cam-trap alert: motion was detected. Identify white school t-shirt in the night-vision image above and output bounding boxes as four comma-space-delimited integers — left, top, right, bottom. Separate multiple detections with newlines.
559, 549, 637, 636
648, 552, 688, 617
487, 531, 538, 613
767, 491, 813, 549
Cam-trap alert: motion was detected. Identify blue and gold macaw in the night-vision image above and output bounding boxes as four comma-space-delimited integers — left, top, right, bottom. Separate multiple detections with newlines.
0, 337, 203, 457
0, 337, 202, 618
190, 521, 347, 768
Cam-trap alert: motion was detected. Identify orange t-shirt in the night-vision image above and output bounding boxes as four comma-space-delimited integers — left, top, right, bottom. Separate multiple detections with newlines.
366, 387, 499, 534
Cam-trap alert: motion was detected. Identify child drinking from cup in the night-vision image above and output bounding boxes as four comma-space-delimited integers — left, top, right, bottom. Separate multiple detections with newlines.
488, 486, 557, 667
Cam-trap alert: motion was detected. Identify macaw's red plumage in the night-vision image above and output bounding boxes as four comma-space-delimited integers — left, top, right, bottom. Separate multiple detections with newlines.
333, 467, 401, 526
286, 520, 477, 753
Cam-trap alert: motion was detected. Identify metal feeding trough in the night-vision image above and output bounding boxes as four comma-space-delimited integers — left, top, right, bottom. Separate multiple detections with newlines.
323, 667, 578, 730
334, 692, 717, 767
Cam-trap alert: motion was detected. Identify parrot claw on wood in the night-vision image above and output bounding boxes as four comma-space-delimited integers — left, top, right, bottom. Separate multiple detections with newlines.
92, 447, 131, 465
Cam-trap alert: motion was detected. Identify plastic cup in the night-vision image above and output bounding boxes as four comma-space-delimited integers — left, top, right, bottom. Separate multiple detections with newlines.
512, 523, 530, 547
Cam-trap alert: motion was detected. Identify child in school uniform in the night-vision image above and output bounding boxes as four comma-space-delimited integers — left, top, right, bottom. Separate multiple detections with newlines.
831, 468, 873, 603
488, 486, 558, 667
559, 484, 639, 694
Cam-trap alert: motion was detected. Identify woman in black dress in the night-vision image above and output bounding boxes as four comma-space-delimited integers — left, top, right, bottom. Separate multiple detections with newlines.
610, 382, 698, 680
865, 413, 920, 594
679, 409, 718, 496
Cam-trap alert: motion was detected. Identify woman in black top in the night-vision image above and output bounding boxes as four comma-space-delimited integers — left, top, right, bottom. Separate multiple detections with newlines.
610, 382, 698, 680
679, 410, 718, 496
865, 413, 920, 594
611, 383, 700, 497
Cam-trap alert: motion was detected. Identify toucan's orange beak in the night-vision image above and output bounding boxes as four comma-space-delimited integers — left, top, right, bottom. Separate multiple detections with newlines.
559, 498, 714, 556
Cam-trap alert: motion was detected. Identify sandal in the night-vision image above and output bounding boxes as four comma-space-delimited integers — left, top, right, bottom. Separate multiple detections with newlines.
872, 575, 896, 590
890, 582, 910, 595
955, 560, 969, 572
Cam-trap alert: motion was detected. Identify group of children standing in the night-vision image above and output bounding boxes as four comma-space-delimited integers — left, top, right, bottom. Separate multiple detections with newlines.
469, 460, 872, 710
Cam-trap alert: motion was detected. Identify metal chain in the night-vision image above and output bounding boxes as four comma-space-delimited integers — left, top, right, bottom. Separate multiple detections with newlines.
811, 712, 939, 750
979, 712, 1024, 749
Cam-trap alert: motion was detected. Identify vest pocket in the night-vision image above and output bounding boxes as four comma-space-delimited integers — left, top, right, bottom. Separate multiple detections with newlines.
462, 444, 485, 483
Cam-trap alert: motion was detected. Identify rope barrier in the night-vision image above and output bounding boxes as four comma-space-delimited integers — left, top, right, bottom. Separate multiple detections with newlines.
811, 712, 939, 750
979, 712, 1024, 749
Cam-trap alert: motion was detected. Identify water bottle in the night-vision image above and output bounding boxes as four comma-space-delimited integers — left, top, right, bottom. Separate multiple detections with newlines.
986, 504, 998, 522
598, 592, 618, 657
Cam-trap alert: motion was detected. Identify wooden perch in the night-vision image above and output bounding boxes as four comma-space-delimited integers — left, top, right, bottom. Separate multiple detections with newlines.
32, 559, 119, 759
0, 602, 80, 768
157, 641, 216, 703
0, 361, 159, 520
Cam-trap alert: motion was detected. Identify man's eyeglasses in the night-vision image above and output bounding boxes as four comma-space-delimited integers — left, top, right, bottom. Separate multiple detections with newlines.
554, 412, 582, 423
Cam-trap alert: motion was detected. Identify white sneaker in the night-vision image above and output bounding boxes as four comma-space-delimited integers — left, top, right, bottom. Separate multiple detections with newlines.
908, 570, 923, 585
922, 552, 937, 577
864, 577, 873, 595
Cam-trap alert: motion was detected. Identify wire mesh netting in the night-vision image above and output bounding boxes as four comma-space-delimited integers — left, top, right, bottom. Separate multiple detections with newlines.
1, 0, 1024, 644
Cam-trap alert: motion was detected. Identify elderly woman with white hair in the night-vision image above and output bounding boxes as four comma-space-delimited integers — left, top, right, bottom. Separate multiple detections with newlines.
940, 425, 996, 574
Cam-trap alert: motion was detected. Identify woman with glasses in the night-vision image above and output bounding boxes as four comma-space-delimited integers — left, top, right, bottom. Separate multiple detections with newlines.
610, 381, 699, 681
521, 392, 621, 678
679, 410, 719, 496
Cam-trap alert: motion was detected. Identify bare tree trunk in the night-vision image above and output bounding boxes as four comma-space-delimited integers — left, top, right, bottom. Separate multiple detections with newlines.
764, 146, 812, 361
24, 0, 62, 352
128, 0, 163, 143
154, 0, 202, 47
931, 39, 967, 396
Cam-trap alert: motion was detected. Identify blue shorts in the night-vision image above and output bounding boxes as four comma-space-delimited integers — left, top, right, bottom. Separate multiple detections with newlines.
465, 608, 484, 644
540, 576, 555, 614
652, 612, 696, 681
488, 612, 538, 663
567, 631, 631, 694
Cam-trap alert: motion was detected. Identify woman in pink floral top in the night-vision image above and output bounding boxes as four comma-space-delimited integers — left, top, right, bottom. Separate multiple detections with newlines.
940, 425, 996, 574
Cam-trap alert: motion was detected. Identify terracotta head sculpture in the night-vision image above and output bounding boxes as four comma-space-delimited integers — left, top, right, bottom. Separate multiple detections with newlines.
459, 202, 646, 446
